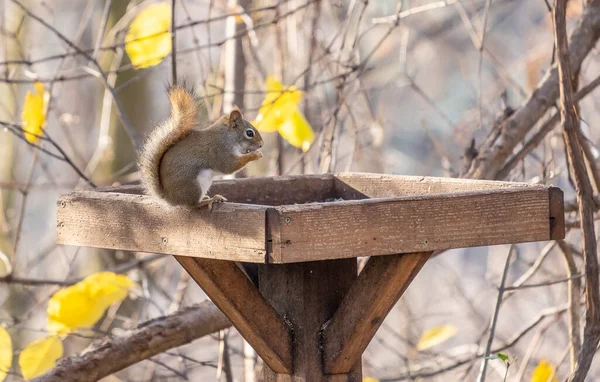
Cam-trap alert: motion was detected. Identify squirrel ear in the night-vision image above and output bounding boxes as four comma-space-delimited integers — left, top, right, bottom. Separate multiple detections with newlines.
229, 107, 242, 126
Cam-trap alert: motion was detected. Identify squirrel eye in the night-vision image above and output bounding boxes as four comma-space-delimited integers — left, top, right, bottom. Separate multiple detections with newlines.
245, 129, 255, 138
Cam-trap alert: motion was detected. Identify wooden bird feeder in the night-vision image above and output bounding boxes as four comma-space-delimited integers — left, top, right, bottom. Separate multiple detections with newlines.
56, 173, 565, 381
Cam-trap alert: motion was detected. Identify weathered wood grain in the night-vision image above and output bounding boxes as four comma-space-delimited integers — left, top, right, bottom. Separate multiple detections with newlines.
323, 252, 432, 373
57, 190, 268, 262
210, 174, 335, 205
58, 173, 564, 264
334, 172, 552, 199
259, 260, 362, 381
549, 186, 566, 240
268, 187, 561, 263
95, 174, 336, 205
176, 256, 293, 373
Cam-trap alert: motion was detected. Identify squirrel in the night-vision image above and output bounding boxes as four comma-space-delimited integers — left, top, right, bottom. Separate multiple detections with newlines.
138, 84, 264, 210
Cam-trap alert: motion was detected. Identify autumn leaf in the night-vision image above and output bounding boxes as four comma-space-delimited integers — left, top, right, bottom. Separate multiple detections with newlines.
19, 336, 63, 380
0, 326, 12, 382
416, 324, 458, 351
47, 272, 134, 335
253, 76, 315, 152
278, 110, 315, 153
0, 251, 11, 278
125, 2, 172, 69
21, 81, 47, 143
363, 378, 380, 382
530, 359, 558, 382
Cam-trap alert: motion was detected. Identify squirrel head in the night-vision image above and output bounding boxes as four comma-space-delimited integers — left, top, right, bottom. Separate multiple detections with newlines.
223, 106, 264, 155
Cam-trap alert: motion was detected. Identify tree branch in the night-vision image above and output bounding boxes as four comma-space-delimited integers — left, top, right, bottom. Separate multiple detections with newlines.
553, 1, 600, 380
466, 0, 600, 180
557, 240, 582, 374
32, 302, 232, 382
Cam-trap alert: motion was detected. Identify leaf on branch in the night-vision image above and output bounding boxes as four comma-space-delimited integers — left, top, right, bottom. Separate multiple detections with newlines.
0, 251, 11, 278
0, 326, 12, 382
47, 272, 135, 335
530, 359, 558, 382
125, 2, 172, 69
416, 324, 457, 351
18, 336, 63, 380
21, 81, 47, 144
253, 76, 315, 152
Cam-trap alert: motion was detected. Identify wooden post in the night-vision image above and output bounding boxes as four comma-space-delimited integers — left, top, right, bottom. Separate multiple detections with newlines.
259, 259, 362, 381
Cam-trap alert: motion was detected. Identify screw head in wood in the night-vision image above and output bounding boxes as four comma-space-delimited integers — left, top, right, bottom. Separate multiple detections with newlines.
162, 237, 168, 244
283, 217, 291, 224
61, 201, 66, 208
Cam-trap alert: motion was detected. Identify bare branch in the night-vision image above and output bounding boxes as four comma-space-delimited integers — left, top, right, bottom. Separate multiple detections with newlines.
477, 245, 513, 382
11, 0, 140, 148
558, 240, 583, 374
467, 1, 600, 180
32, 302, 231, 382
553, 1, 600, 380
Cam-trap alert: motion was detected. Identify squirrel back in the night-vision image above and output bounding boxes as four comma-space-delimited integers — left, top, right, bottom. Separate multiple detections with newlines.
138, 85, 206, 201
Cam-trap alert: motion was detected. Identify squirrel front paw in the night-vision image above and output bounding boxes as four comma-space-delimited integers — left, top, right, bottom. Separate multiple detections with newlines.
243, 150, 263, 161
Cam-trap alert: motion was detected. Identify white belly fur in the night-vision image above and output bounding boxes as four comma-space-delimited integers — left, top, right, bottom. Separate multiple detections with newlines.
196, 169, 214, 201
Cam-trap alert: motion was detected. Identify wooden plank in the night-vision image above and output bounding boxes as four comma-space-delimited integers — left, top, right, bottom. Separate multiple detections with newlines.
259, 259, 362, 381
175, 256, 293, 373
210, 174, 336, 205
57, 190, 268, 262
266, 373, 355, 381
268, 187, 559, 263
323, 252, 431, 374
334, 172, 551, 199
94, 174, 336, 206
549, 187, 566, 240
266, 208, 284, 263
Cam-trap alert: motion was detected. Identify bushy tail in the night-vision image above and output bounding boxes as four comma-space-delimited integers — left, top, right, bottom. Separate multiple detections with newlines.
138, 84, 202, 200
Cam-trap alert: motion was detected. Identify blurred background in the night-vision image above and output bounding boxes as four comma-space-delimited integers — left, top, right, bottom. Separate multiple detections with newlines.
0, 0, 598, 380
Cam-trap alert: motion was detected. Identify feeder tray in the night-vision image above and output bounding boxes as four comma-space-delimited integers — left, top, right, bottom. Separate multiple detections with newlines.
57, 173, 565, 381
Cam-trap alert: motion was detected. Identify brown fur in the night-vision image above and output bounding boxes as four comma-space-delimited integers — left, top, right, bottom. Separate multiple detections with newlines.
138, 84, 263, 206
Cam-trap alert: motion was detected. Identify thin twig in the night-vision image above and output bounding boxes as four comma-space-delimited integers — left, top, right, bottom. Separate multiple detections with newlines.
503, 274, 583, 291
171, 0, 177, 83
11, 0, 139, 148
497, 73, 600, 180
467, 0, 600, 179
557, 240, 583, 374
477, 245, 513, 382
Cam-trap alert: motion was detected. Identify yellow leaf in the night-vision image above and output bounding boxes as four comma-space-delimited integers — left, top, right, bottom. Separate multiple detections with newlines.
125, 2, 172, 69
47, 282, 107, 335
21, 81, 47, 143
363, 378, 379, 382
278, 110, 315, 152
82, 272, 135, 307
416, 324, 457, 351
254, 76, 302, 132
47, 272, 134, 335
530, 359, 558, 382
0, 326, 12, 382
0, 251, 11, 278
253, 76, 314, 151
18, 336, 63, 380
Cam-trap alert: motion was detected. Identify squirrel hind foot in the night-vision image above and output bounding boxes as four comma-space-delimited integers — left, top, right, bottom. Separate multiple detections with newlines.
197, 194, 228, 212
